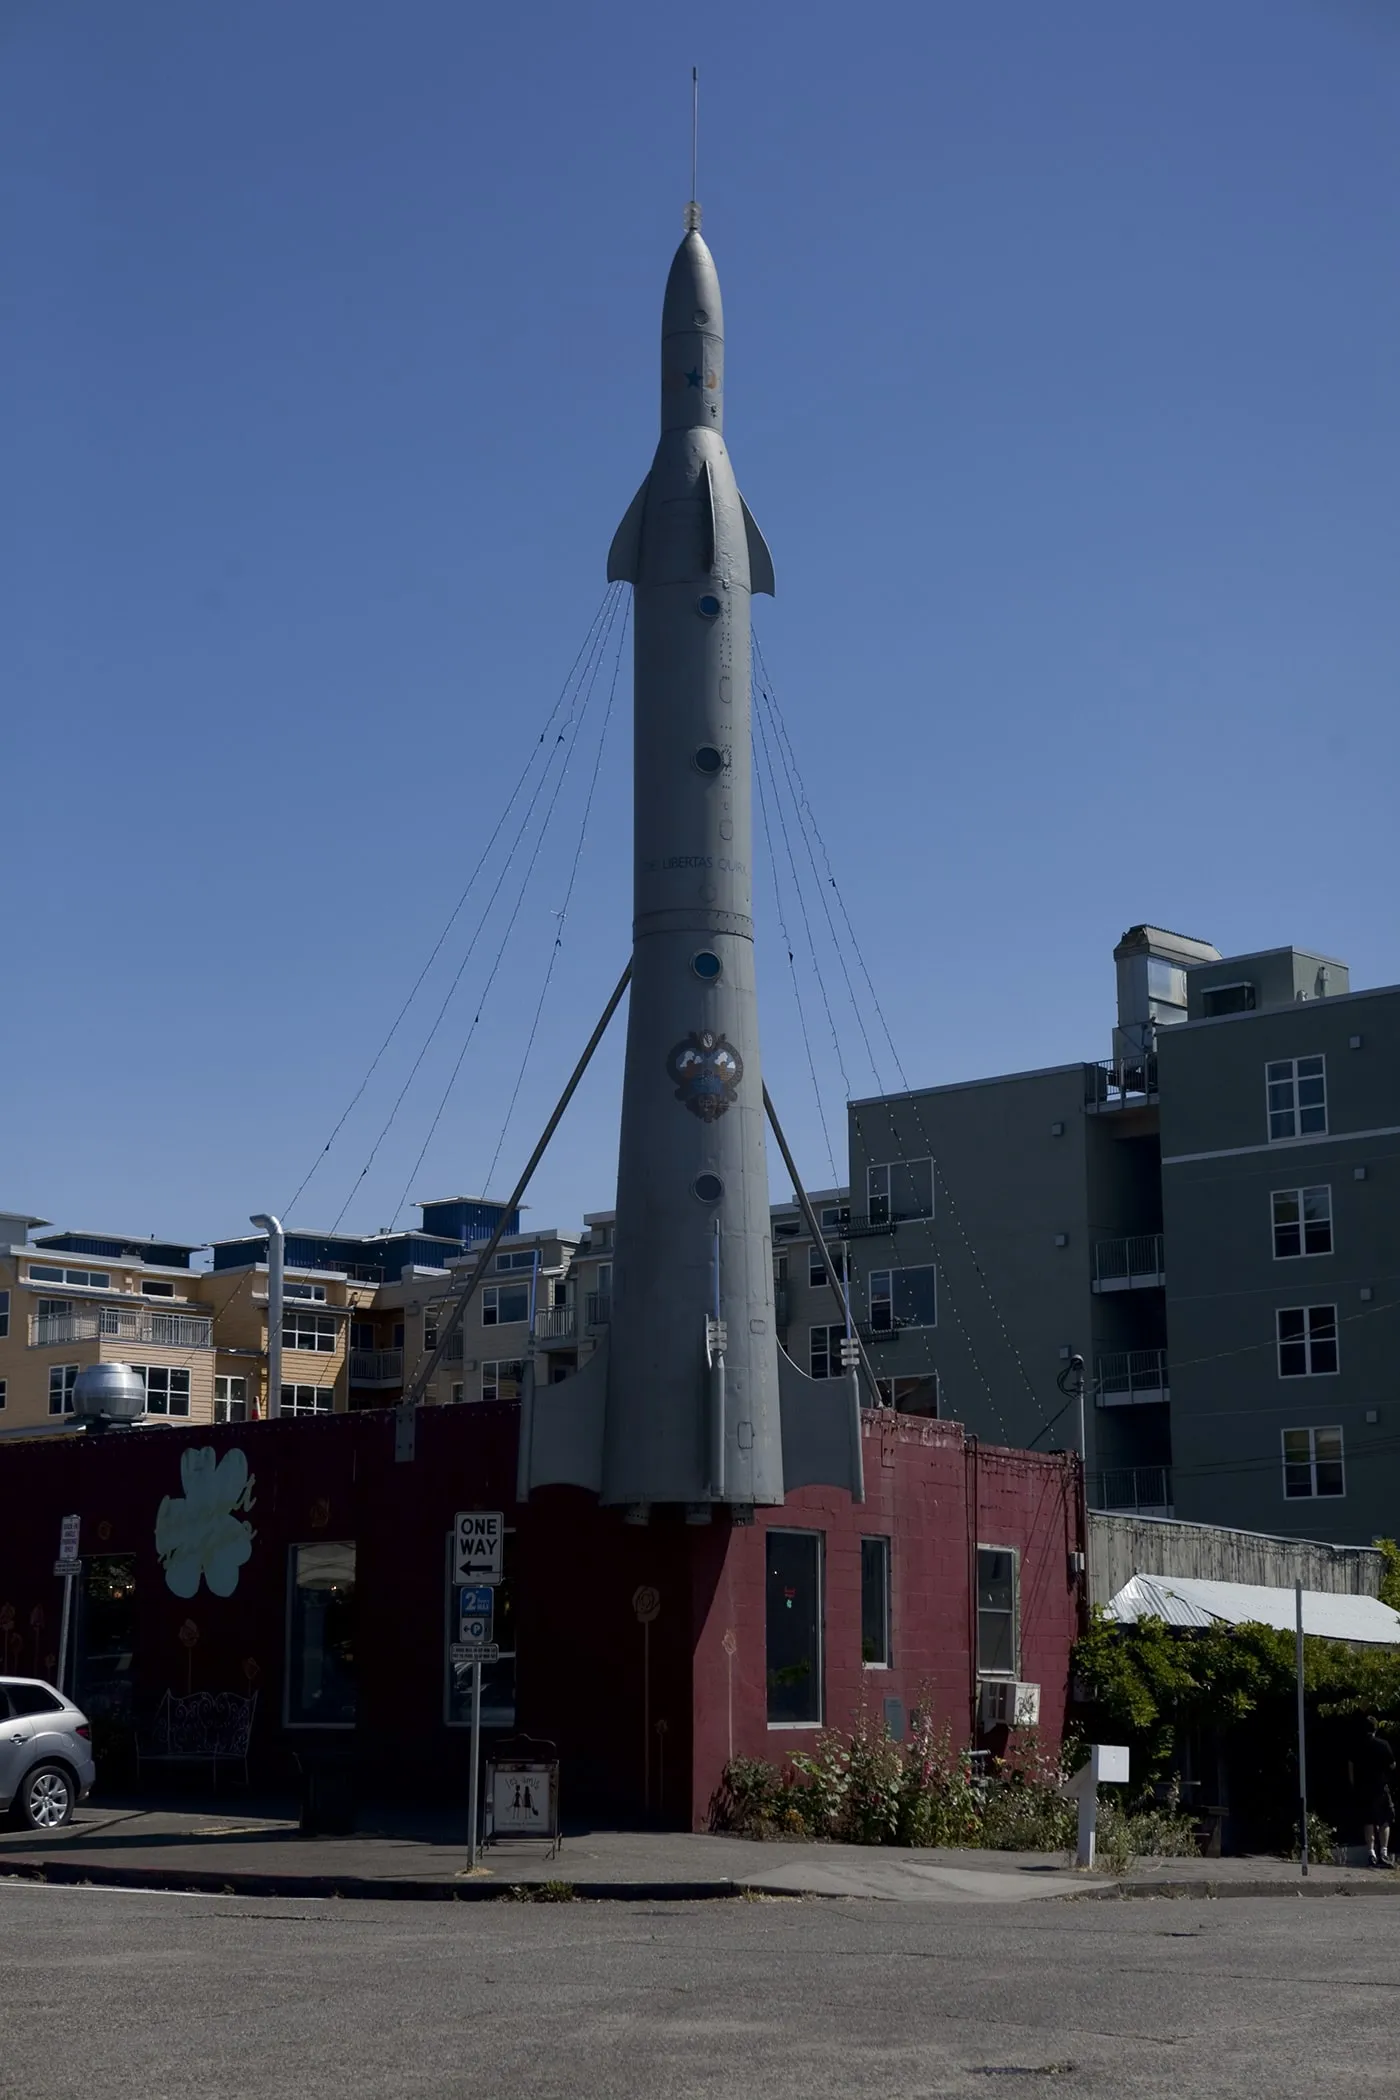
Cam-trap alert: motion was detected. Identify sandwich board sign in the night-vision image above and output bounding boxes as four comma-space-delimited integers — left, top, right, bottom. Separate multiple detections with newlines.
454, 1511, 503, 1586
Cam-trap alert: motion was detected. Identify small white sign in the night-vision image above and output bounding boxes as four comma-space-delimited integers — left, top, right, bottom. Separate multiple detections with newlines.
58, 1514, 80, 1564
451, 1641, 499, 1669
490, 1762, 553, 1834
454, 1510, 503, 1586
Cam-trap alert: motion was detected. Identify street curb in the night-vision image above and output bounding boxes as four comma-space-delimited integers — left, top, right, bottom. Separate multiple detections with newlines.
1075, 1877, 1400, 1901
0, 1859, 759, 1904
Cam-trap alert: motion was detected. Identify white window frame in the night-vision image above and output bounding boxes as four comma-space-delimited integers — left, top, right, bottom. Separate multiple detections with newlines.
976, 1544, 1021, 1680
282, 1310, 337, 1353
0, 1379, 7, 1410
482, 1284, 530, 1327
284, 1281, 328, 1303
866, 1159, 934, 1224
214, 1374, 248, 1424
1282, 1425, 1345, 1500
134, 1364, 192, 1417
809, 1324, 845, 1379
868, 1265, 938, 1333
280, 1384, 334, 1416
481, 1360, 524, 1402
48, 1363, 78, 1416
1277, 1304, 1339, 1378
765, 1527, 825, 1731
860, 1535, 892, 1669
1271, 1186, 1333, 1261
1266, 1056, 1327, 1143
28, 1264, 112, 1289
0, 1289, 9, 1339
494, 1251, 539, 1274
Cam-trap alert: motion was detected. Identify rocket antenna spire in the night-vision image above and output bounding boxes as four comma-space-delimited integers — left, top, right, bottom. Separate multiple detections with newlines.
685, 67, 701, 233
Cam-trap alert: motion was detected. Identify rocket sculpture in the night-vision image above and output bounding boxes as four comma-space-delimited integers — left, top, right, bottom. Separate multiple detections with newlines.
519, 207, 863, 1515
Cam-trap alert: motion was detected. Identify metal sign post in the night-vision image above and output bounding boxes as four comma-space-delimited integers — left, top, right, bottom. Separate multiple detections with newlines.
454, 1514, 503, 1869
54, 1514, 80, 1697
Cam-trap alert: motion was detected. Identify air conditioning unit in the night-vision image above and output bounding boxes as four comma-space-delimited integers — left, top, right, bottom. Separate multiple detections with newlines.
979, 1679, 1041, 1729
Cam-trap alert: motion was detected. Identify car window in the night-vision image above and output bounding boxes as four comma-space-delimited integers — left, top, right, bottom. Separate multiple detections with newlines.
6, 1684, 65, 1717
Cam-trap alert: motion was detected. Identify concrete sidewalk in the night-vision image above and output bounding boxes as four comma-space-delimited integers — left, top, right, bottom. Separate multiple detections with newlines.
3, 1804, 1398, 1904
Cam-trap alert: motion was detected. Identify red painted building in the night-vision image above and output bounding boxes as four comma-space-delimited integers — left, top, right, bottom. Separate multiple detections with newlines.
0, 1405, 1084, 1826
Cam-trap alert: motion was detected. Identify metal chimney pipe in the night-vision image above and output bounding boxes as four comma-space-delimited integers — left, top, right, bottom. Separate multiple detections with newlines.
250, 1213, 284, 1419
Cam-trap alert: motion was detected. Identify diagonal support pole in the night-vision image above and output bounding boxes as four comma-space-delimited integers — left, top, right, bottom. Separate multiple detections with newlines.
401, 964, 632, 1409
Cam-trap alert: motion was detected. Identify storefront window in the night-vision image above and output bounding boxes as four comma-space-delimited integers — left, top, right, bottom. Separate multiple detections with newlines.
286, 1542, 357, 1725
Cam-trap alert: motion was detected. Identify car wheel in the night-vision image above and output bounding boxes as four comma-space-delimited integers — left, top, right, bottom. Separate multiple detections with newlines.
17, 1764, 76, 1831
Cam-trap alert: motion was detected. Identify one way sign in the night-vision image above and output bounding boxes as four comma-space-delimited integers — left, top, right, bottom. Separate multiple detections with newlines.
454, 1510, 503, 1586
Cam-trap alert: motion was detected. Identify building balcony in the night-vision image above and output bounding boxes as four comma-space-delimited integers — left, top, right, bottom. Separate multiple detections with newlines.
585, 1293, 611, 1330
349, 1348, 403, 1387
1085, 1057, 1159, 1112
1095, 1348, 1169, 1407
1088, 1466, 1173, 1516
842, 1214, 895, 1239
1093, 1235, 1166, 1292
30, 1309, 213, 1350
533, 1306, 577, 1345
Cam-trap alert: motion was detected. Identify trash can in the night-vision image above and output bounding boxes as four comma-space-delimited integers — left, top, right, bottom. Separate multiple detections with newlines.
298, 1750, 356, 1836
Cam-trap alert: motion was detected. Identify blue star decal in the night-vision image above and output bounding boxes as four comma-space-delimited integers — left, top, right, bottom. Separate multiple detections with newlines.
685, 367, 702, 388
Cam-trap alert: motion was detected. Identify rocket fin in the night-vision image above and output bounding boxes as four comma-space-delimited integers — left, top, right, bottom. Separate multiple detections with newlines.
607, 477, 650, 583
517, 1333, 608, 1496
777, 1344, 865, 1501
740, 493, 775, 597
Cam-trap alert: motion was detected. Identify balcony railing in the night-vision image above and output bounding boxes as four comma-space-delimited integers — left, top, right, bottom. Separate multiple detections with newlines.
349, 1348, 403, 1386
1086, 1056, 1159, 1110
1093, 1234, 1166, 1291
1088, 1466, 1173, 1515
585, 1293, 611, 1329
30, 1309, 213, 1350
533, 1306, 577, 1343
842, 1213, 895, 1239
1095, 1348, 1169, 1406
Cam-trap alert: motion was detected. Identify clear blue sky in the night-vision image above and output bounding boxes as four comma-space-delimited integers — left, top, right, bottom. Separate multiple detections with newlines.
5, 1, 1397, 1248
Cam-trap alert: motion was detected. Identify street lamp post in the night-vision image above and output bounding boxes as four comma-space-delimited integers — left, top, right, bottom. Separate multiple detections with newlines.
250, 1213, 284, 1420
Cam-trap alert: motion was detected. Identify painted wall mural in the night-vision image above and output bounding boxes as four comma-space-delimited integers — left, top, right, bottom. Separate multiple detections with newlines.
155, 1447, 257, 1599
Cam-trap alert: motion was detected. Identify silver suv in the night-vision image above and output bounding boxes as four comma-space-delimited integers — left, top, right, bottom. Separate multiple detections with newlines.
0, 1678, 96, 1829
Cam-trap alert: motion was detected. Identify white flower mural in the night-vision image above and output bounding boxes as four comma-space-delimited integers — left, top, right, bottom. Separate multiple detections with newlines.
155, 1447, 257, 1599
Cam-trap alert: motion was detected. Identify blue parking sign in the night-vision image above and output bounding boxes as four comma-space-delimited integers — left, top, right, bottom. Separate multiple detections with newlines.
459, 1587, 494, 1640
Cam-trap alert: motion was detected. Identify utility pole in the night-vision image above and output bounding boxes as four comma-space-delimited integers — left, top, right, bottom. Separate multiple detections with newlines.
250, 1213, 284, 1420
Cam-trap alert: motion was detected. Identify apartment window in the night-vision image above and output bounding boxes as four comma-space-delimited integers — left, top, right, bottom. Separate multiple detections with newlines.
809, 1240, 847, 1289
860, 1537, 892, 1667
0, 1289, 8, 1338
286, 1541, 357, 1725
350, 1321, 375, 1350
482, 1284, 529, 1326
481, 1360, 524, 1402
495, 1252, 538, 1274
766, 1530, 823, 1726
0, 1380, 6, 1410
773, 1253, 788, 1283
283, 1311, 337, 1353
809, 1324, 846, 1380
136, 1365, 191, 1417
423, 1315, 439, 1351
1283, 1426, 1344, 1499
37, 1297, 73, 1320
867, 1159, 934, 1224
284, 1282, 327, 1302
281, 1384, 334, 1416
1267, 1056, 1327, 1142
1272, 1187, 1333, 1260
214, 1375, 247, 1424
877, 1374, 940, 1416
1202, 982, 1256, 1018
450, 1383, 465, 1404
48, 1364, 78, 1416
1277, 1305, 1338, 1378
819, 1203, 847, 1233
868, 1266, 937, 1332
977, 1547, 1019, 1677
1147, 956, 1187, 1010
140, 1280, 175, 1298
29, 1265, 111, 1289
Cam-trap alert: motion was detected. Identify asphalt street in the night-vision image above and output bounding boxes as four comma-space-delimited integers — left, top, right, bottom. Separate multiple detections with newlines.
3, 1881, 1396, 2099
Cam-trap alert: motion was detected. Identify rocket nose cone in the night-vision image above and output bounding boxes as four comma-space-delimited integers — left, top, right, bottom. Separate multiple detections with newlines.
662, 229, 724, 345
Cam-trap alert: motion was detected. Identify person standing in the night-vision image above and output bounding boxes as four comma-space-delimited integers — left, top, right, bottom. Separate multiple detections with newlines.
1353, 1715, 1396, 1867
